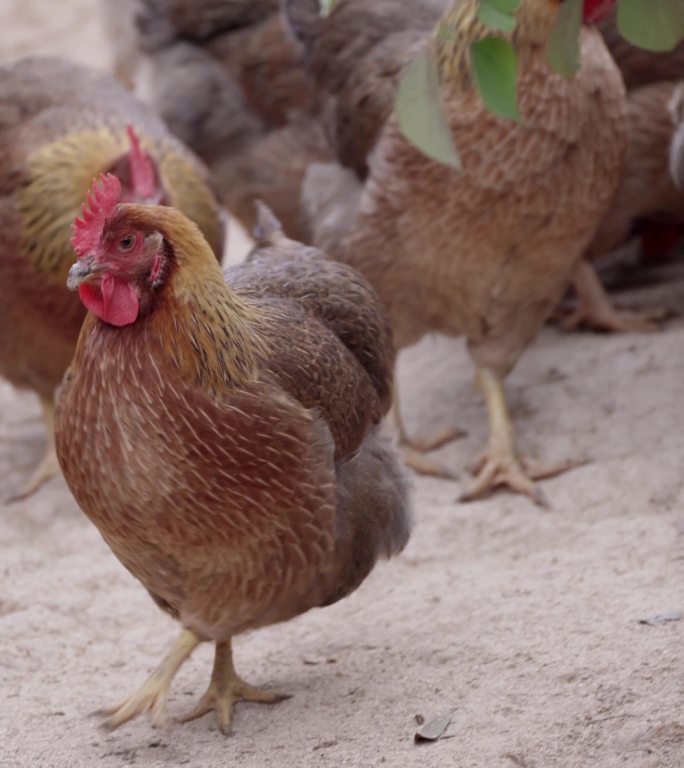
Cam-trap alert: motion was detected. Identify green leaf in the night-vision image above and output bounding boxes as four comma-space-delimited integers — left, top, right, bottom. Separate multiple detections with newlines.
547, 0, 582, 77
394, 51, 462, 170
477, 0, 519, 33
480, 0, 519, 12
319, 0, 335, 16
470, 37, 520, 121
617, 0, 684, 52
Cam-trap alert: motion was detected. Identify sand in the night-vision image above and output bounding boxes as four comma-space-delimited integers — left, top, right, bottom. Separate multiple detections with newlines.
1, 3, 682, 767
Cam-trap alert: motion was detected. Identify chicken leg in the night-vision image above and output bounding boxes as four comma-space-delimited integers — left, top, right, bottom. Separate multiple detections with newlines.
391, 388, 461, 479
7, 396, 60, 502
178, 639, 287, 734
563, 260, 665, 333
101, 629, 200, 729
461, 368, 574, 505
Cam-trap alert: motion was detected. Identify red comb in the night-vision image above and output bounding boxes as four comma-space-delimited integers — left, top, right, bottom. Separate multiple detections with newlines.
126, 124, 156, 199
71, 174, 123, 259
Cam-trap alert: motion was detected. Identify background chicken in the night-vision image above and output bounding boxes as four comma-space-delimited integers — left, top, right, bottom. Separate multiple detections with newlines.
289, 0, 627, 501
106, 0, 330, 242
0, 56, 224, 499
671, 84, 684, 190
55, 174, 410, 733
566, 80, 684, 332
563, 12, 684, 332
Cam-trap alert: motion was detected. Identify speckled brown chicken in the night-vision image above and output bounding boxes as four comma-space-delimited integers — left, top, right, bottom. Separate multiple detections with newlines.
0, 57, 223, 499
290, 0, 627, 500
54, 177, 410, 734
121, 0, 328, 240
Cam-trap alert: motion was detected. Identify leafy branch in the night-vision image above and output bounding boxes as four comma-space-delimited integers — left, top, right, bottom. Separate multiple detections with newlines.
392, 0, 684, 169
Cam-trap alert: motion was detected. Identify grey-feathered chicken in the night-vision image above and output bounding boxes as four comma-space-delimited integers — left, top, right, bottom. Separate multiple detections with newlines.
109, 0, 327, 240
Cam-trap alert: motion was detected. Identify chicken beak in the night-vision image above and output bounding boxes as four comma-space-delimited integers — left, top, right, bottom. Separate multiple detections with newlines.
67, 257, 99, 291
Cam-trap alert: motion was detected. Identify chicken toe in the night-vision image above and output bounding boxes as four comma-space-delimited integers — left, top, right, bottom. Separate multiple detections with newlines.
7, 397, 60, 502
177, 640, 288, 734
102, 629, 199, 730
563, 260, 666, 333
391, 390, 462, 479
400, 445, 459, 479
461, 368, 575, 504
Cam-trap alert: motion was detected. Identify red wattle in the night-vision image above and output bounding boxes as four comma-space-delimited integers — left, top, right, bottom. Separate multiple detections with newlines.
582, 0, 616, 24
79, 275, 140, 327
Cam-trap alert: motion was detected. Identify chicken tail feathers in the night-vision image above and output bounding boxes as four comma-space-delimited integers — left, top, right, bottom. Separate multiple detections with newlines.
323, 430, 413, 607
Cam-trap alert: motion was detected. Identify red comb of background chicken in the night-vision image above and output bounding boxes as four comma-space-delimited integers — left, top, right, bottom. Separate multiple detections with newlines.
583, 0, 616, 24
71, 174, 122, 259
126, 125, 156, 199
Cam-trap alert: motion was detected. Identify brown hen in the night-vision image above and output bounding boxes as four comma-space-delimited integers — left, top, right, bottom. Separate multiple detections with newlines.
0, 57, 223, 499
290, 0, 627, 500
55, 178, 410, 734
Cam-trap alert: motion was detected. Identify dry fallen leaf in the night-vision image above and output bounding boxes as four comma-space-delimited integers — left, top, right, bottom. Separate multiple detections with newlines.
414, 712, 452, 743
638, 611, 681, 626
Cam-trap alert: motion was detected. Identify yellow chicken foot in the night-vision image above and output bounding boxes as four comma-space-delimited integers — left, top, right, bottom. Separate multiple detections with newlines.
7, 396, 60, 502
563, 260, 666, 333
391, 390, 462, 479
461, 369, 576, 506
101, 629, 200, 729
177, 639, 288, 734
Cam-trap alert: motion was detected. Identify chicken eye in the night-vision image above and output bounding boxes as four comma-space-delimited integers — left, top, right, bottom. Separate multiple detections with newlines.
118, 234, 136, 252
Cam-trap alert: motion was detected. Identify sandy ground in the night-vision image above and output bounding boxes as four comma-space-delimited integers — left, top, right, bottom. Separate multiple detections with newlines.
1, 3, 683, 767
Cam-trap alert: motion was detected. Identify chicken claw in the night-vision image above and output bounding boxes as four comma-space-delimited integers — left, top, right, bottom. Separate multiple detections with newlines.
563, 260, 666, 334
6, 397, 60, 502
461, 368, 577, 505
462, 451, 577, 507
101, 629, 199, 730
391, 390, 463, 479
177, 640, 288, 734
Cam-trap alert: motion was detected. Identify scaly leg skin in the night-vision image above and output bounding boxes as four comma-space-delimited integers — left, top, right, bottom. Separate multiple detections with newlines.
7, 396, 60, 502
563, 260, 666, 334
391, 389, 462, 479
101, 629, 200, 730
461, 369, 578, 507
178, 639, 288, 734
